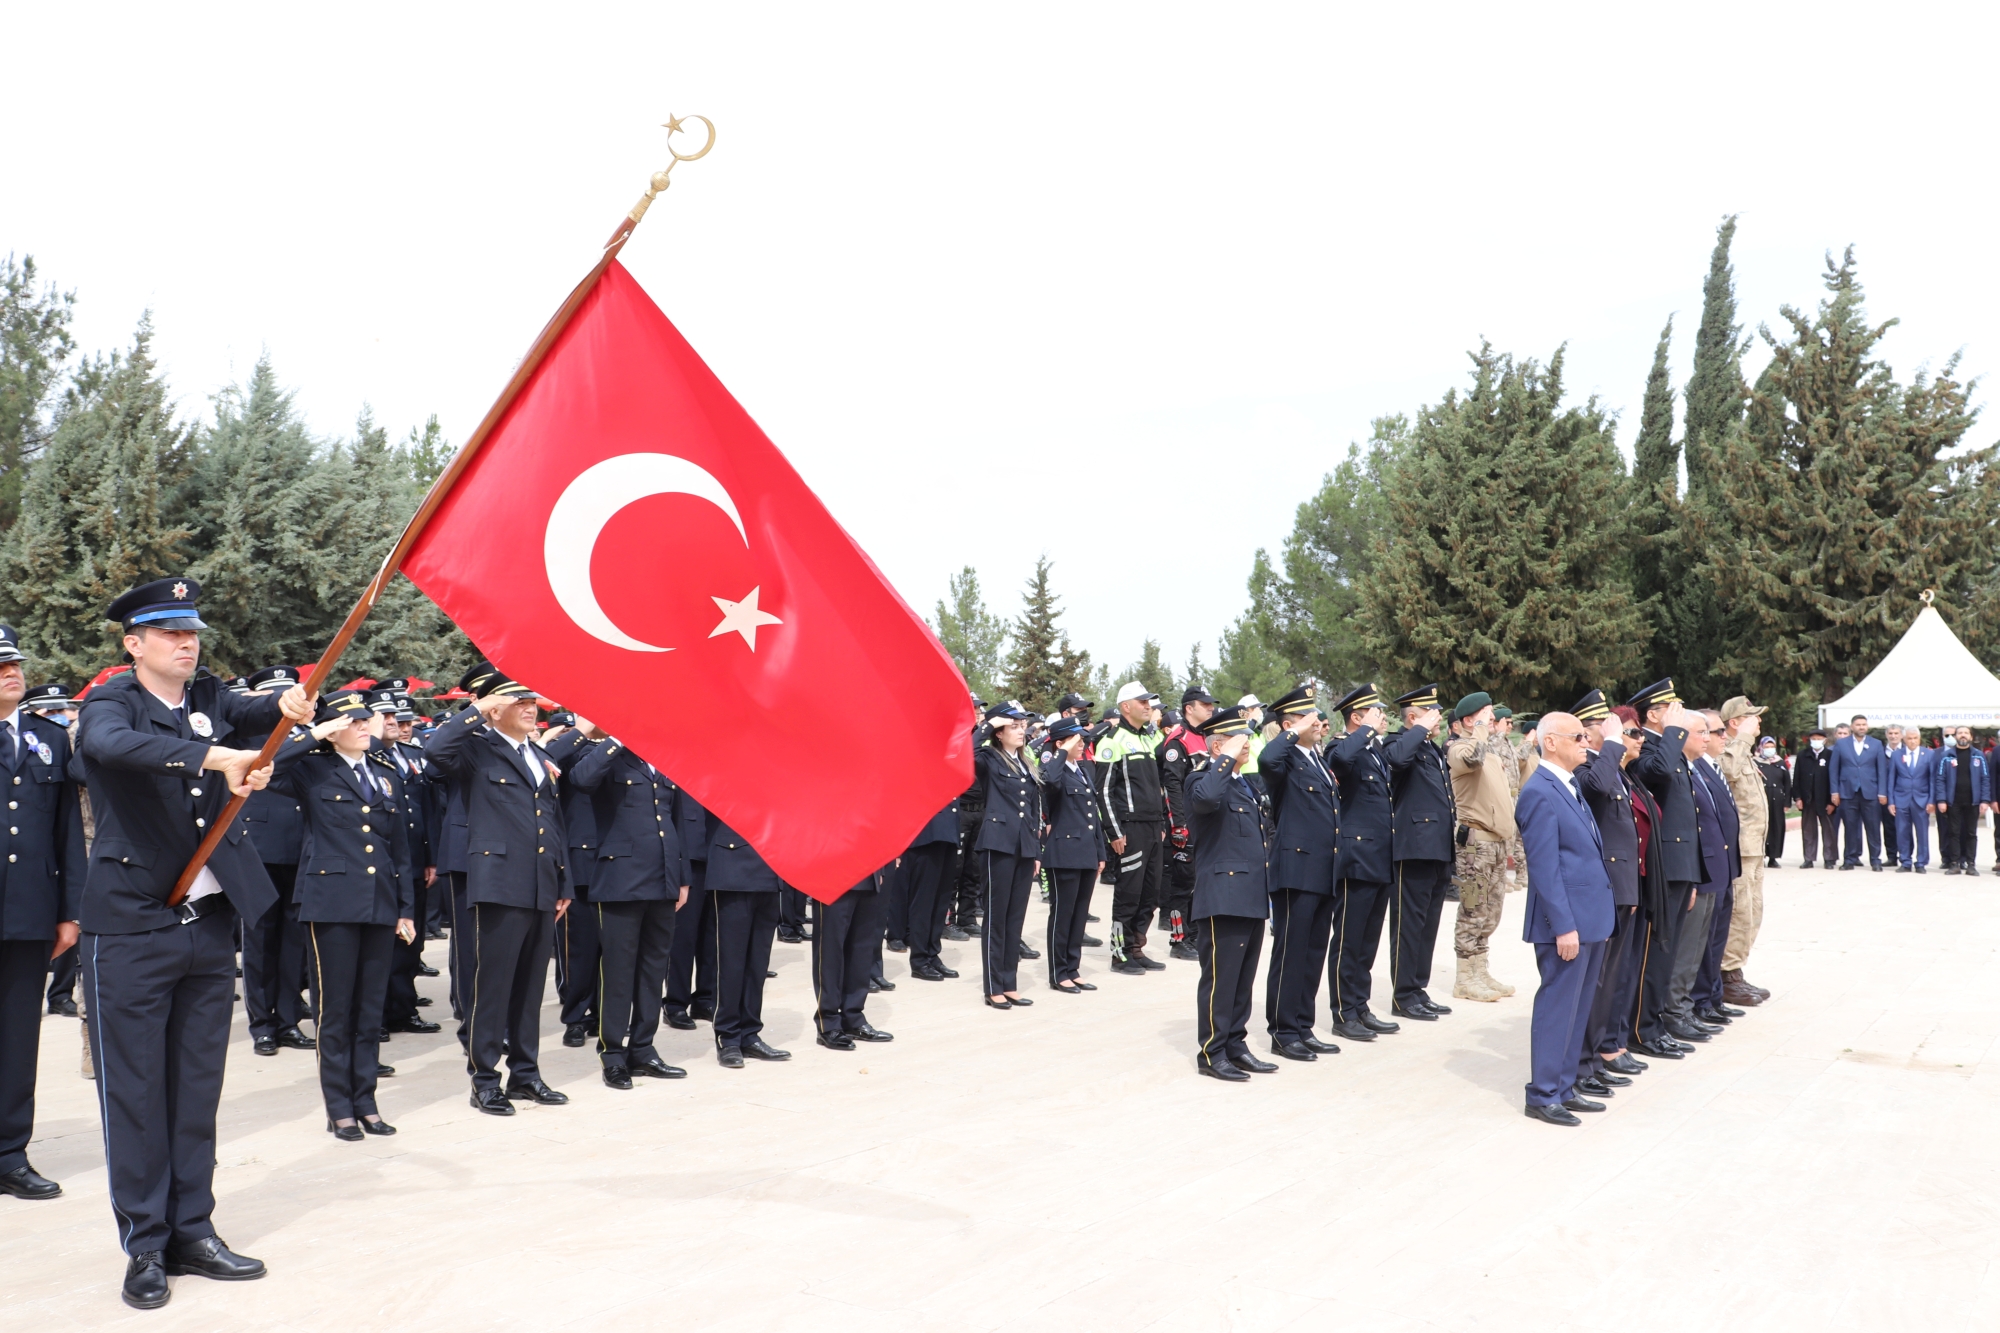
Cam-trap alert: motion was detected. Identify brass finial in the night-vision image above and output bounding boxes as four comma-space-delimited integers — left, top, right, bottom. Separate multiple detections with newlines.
623, 114, 717, 234
1921, 588, 1936, 606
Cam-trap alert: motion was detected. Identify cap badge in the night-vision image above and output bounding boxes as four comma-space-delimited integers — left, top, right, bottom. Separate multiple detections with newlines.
189, 711, 213, 737
172, 581, 188, 599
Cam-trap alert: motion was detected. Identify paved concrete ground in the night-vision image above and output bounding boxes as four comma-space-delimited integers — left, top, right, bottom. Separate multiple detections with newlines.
4, 861, 1996, 1330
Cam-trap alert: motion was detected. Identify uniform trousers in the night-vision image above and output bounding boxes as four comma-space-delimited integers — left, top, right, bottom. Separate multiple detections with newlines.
1579, 905, 1643, 1080
0, 939, 51, 1171
1265, 889, 1335, 1042
82, 910, 237, 1255
711, 890, 779, 1049
446, 872, 470, 1040
902, 842, 957, 970
1723, 857, 1765, 972
880, 859, 910, 946
1452, 840, 1508, 957
383, 871, 428, 1027
555, 887, 601, 1029
1527, 937, 1605, 1107
1107, 823, 1165, 957
952, 813, 985, 925
1839, 797, 1884, 866
665, 866, 717, 1021
1389, 858, 1451, 1007
305, 921, 393, 1121
780, 885, 811, 935
1799, 805, 1839, 864
1043, 867, 1094, 985
811, 890, 882, 1035
1694, 883, 1732, 1010
1330, 877, 1392, 1022
981, 851, 1035, 995
595, 898, 676, 1067
46, 943, 77, 1009
1160, 845, 1196, 941
1893, 806, 1932, 868
241, 862, 306, 1038
1665, 890, 1719, 1021
465, 903, 552, 1093
1194, 914, 1264, 1068
1634, 886, 1695, 1046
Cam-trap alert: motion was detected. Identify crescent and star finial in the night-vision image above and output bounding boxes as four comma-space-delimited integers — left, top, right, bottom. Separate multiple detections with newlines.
625, 113, 716, 228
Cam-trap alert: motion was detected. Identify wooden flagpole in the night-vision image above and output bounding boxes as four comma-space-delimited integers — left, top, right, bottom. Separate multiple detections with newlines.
167, 116, 716, 904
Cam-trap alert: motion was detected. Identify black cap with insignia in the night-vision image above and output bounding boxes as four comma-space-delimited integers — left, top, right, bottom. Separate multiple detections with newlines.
1624, 678, 1679, 712
459, 660, 535, 700
1395, 683, 1442, 711
1195, 706, 1254, 738
1271, 683, 1317, 717
1572, 689, 1611, 722
246, 665, 299, 692
314, 689, 373, 725
23, 682, 72, 711
1331, 683, 1384, 716
106, 578, 207, 632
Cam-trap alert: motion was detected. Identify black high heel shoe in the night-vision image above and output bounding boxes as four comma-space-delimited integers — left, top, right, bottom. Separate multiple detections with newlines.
1004, 995, 1033, 1007
360, 1117, 397, 1136
984, 996, 1013, 1010
327, 1118, 364, 1142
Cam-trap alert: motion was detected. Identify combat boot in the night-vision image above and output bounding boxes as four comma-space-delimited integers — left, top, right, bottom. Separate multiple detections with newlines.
1453, 955, 1498, 1002
1478, 954, 1516, 998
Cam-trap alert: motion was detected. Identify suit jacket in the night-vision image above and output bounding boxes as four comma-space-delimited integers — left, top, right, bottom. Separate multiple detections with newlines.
268, 735, 415, 924
73, 671, 284, 934
1830, 734, 1889, 800
1887, 745, 1935, 807
706, 818, 784, 893
420, 707, 568, 910
1185, 754, 1271, 920
1576, 741, 1639, 908
1260, 729, 1339, 895
1516, 765, 1614, 944
567, 737, 688, 901
1690, 759, 1739, 894
1632, 727, 1705, 886
1388, 724, 1455, 863
973, 744, 1043, 858
1931, 746, 1993, 806
0, 713, 88, 941
1791, 745, 1833, 808
1329, 725, 1396, 884
1037, 755, 1103, 871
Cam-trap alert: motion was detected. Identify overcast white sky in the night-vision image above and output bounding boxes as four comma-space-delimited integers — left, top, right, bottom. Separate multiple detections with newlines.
6, 4, 1995, 680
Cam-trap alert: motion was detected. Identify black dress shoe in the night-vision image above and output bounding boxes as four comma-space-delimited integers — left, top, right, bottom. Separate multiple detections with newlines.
664, 1011, 698, 1029
942, 924, 971, 941
776, 926, 804, 944
717, 1046, 745, 1068
1713, 1001, 1745, 1017
603, 1065, 634, 1089
47, 995, 78, 1017
1271, 1039, 1318, 1061
253, 1036, 278, 1056
505, 1079, 569, 1104
1871, 863, 1885, 872
850, 1021, 894, 1042
1358, 1011, 1400, 1034
1525, 1102, 1581, 1127
935, 964, 960, 978
1016, 942, 1040, 960
631, 1056, 687, 1079
1562, 1095, 1607, 1113
1301, 1035, 1341, 1055
1896, 864, 1913, 873
375, 1064, 395, 1078
817, 1032, 857, 1051
1131, 951, 1167, 970
0, 1164, 61, 1199
1422, 997, 1453, 1015
743, 1037, 791, 1060
164, 1235, 266, 1280
1070, 980, 1096, 990
1231, 1050, 1279, 1073
1574, 1076, 1615, 1097
361, 1117, 397, 1135
885, 938, 908, 952
275, 1025, 316, 1050
415, 993, 433, 1004
869, 976, 897, 992
1631, 1038, 1684, 1059
1110, 959, 1149, 975
1392, 1002, 1439, 1022
471, 1087, 516, 1114
393, 1018, 442, 1034
1005, 994, 1033, 1006
417, 961, 440, 976
1330, 1018, 1377, 1042
1595, 1070, 1632, 1087
1694, 1008, 1732, 1026
911, 964, 948, 981
1198, 1056, 1250, 1082
692, 1006, 717, 1022
1665, 1018, 1712, 1043
328, 1118, 365, 1141
1840, 863, 1857, 871
1916, 865, 1927, 874
563, 1023, 589, 1048
1607, 1053, 1648, 1074
985, 996, 1013, 1009
1083, 934, 1105, 948
123, 1252, 170, 1308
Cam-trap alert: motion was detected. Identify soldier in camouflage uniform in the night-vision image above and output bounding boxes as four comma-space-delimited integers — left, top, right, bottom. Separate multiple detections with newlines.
1492, 706, 1527, 894
1445, 693, 1517, 1001
1717, 696, 1772, 1008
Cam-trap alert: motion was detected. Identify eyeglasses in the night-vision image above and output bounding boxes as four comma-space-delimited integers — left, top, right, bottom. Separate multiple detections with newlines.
1623, 728, 1642, 737
1549, 732, 1588, 744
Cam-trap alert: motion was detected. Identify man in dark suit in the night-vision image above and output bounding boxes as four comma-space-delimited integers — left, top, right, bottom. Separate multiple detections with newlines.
1829, 714, 1889, 871
1387, 684, 1455, 1022
1888, 727, 1937, 874
422, 662, 573, 1115
1690, 710, 1745, 1028
1186, 707, 1276, 1081
0, 628, 88, 1203
1627, 680, 1706, 1060
1791, 729, 1836, 868
1259, 685, 1340, 1061
1327, 685, 1430, 1042
73, 578, 314, 1308
1516, 712, 1615, 1126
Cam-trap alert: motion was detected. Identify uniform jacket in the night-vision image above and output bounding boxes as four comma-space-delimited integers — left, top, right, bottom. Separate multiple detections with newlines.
706, 818, 784, 893
424, 709, 471, 876
1389, 724, 1455, 863
677, 788, 711, 893
1576, 741, 1640, 908
267, 734, 415, 925
1092, 721, 1165, 837
1885, 744, 1934, 809
1260, 728, 1339, 895
1037, 754, 1103, 870
538, 729, 599, 893
74, 671, 285, 934
1185, 754, 1271, 920
420, 707, 569, 910
1829, 734, 1889, 800
384, 737, 433, 871
1690, 759, 1739, 894
1632, 727, 1706, 886
1931, 745, 1993, 806
1446, 730, 1517, 842
1791, 745, 1833, 808
974, 744, 1043, 858
1517, 765, 1614, 944
241, 728, 305, 865
908, 797, 960, 849
0, 711, 88, 941
1329, 724, 1399, 885
567, 737, 689, 901
1158, 723, 1205, 836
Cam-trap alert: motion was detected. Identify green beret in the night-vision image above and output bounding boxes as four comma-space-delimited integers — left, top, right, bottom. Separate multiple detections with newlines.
1493, 704, 1514, 720
1452, 691, 1493, 722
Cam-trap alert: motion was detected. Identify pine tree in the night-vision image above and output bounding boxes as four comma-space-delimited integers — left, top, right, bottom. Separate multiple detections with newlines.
1356, 344, 1647, 707
930, 565, 1009, 702
1683, 216, 1748, 504
0, 254, 77, 531
1117, 638, 1176, 701
1214, 600, 1295, 704
1629, 317, 1676, 650
1704, 249, 2000, 702
1182, 641, 1211, 696
1001, 555, 1092, 713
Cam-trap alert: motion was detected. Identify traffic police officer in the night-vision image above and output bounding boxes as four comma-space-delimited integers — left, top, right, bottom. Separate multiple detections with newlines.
1259, 684, 1342, 1060
1186, 706, 1276, 1081
1387, 684, 1455, 1022
75, 577, 313, 1308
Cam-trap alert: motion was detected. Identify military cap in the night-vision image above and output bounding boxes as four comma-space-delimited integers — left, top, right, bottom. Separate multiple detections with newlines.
1571, 689, 1611, 723
1395, 683, 1442, 711
314, 689, 373, 725
392, 692, 417, 722
246, 665, 300, 692
1046, 715, 1090, 744
366, 689, 401, 714
1719, 695, 1767, 723
23, 682, 73, 711
1625, 678, 1679, 711
459, 660, 534, 700
223, 676, 250, 695
1271, 683, 1318, 717
1451, 690, 1493, 722
106, 577, 207, 632
0, 625, 25, 666
1195, 705, 1254, 738
1182, 684, 1220, 708
1331, 683, 1384, 716
1057, 691, 1095, 713
1492, 704, 1514, 720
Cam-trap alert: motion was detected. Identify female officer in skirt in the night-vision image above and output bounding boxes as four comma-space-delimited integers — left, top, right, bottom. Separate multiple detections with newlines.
269, 690, 415, 1139
1037, 715, 1104, 993
973, 702, 1042, 1009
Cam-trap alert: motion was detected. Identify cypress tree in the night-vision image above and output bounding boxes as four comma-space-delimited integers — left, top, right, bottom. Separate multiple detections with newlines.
1683, 215, 1748, 504
929, 565, 1009, 702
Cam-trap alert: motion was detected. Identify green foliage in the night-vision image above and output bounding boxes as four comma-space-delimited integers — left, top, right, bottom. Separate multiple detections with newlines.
930, 564, 1008, 702
1001, 555, 1094, 713
1116, 638, 1176, 702
1683, 216, 1749, 505
0, 254, 78, 531
1214, 591, 1296, 704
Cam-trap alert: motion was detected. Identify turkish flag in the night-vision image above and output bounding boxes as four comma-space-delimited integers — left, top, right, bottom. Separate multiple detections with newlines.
402, 262, 974, 898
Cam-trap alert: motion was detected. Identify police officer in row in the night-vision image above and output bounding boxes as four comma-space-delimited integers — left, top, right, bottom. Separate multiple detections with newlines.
1326, 684, 1426, 1042
19, 681, 84, 1021
1186, 706, 1277, 1081
377, 684, 441, 1035
812, 863, 896, 1048
1386, 684, 1455, 1023
1627, 680, 1705, 1061
75, 578, 315, 1308
663, 785, 718, 1029
972, 701, 1043, 1009
240, 664, 315, 1057
705, 812, 792, 1067
541, 713, 602, 1048
899, 793, 962, 983
1258, 684, 1341, 1061
1038, 714, 1103, 994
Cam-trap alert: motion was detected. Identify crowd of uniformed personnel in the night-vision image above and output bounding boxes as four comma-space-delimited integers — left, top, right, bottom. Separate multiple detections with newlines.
0, 573, 1785, 1307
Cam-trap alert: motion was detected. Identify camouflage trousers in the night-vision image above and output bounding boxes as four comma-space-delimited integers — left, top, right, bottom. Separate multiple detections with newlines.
1723, 854, 1765, 971
1453, 840, 1508, 958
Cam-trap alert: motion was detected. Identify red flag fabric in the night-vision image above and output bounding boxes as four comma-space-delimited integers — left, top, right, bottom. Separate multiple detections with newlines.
402, 262, 974, 898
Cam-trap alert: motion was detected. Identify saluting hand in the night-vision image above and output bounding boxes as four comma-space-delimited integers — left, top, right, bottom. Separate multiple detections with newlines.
310, 718, 349, 742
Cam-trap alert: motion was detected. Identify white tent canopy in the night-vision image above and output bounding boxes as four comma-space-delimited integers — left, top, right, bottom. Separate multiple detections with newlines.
1819, 602, 2000, 729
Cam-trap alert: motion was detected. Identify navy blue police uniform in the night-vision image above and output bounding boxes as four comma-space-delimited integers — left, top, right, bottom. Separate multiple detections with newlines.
376, 685, 440, 1034
902, 796, 962, 980
1258, 686, 1342, 1059
664, 786, 718, 1028
1185, 707, 1275, 1081
541, 723, 602, 1045
812, 864, 896, 1048
972, 703, 1043, 1002
238, 664, 314, 1055
705, 817, 792, 1065
19, 680, 83, 1022
1038, 715, 1103, 991
1387, 685, 1457, 1020
1626, 678, 1708, 1058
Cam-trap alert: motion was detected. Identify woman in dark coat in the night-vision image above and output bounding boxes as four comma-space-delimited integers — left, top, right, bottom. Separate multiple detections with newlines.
1038, 716, 1105, 993
269, 690, 415, 1140
973, 703, 1043, 1009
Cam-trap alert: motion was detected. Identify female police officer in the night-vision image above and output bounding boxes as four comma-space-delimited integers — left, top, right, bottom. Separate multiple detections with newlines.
972, 702, 1042, 1009
1037, 715, 1103, 993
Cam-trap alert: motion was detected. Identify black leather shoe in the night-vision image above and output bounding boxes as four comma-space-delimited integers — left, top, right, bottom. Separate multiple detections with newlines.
1967, 866, 1982, 877
935, 964, 960, 978
885, 938, 908, 952
563, 1023, 588, 1047
869, 976, 897, 992
1358, 1011, 1400, 1034
505, 1079, 569, 1105
1714, 1001, 1746, 1017
0, 1164, 61, 1199
1131, 951, 1166, 971
717, 1046, 745, 1068
1392, 1002, 1439, 1022
1574, 1076, 1615, 1098
1082, 934, 1104, 948
631, 1056, 687, 1079
664, 1011, 698, 1029
123, 1252, 170, 1308
1631, 1039, 1684, 1060
1421, 997, 1453, 1015
47, 995, 77, 1017
164, 1235, 266, 1280
393, 1017, 441, 1034
1606, 1053, 1648, 1074
985, 996, 1013, 1009
1271, 1039, 1318, 1061
1301, 1034, 1341, 1055
328, 1118, 364, 1141
1595, 1070, 1633, 1087
743, 1037, 791, 1061
417, 961, 440, 976
1005, 994, 1034, 1006
471, 1087, 516, 1115
850, 1021, 894, 1042
1896, 864, 1913, 874
1330, 1018, 1377, 1041
603, 1065, 634, 1090
942, 924, 971, 941
1198, 1056, 1250, 1082
275, 1025, 316, 1050
1110, 959, 1149, 975
1665, 1018, 1712, 1043
1231, 1050, 1279, 1073
361, 1117, 396, 1135
1016, 942, 1041, 960
1695, 1007, 1733, 1026
1871, 863, 1885, 872
1916, 865, 1927, 874
374, 1064, 396, 1078
910, 963, 948, 981
776, 926, 804, 944
1525, 1102, 1581, 1126
253, 1036, 278, 1056
817, 1032, 857, 1051
1840, 863, 1857, 871
1562, 1095, 1607, 1113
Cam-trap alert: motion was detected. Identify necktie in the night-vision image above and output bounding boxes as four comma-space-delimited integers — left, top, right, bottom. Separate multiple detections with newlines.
4, 721, 15, 764
352, 762, 374, 799
519, 743, 541, 786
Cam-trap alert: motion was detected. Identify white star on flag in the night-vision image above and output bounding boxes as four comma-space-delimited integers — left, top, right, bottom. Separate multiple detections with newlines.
709, 587, 783, 651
